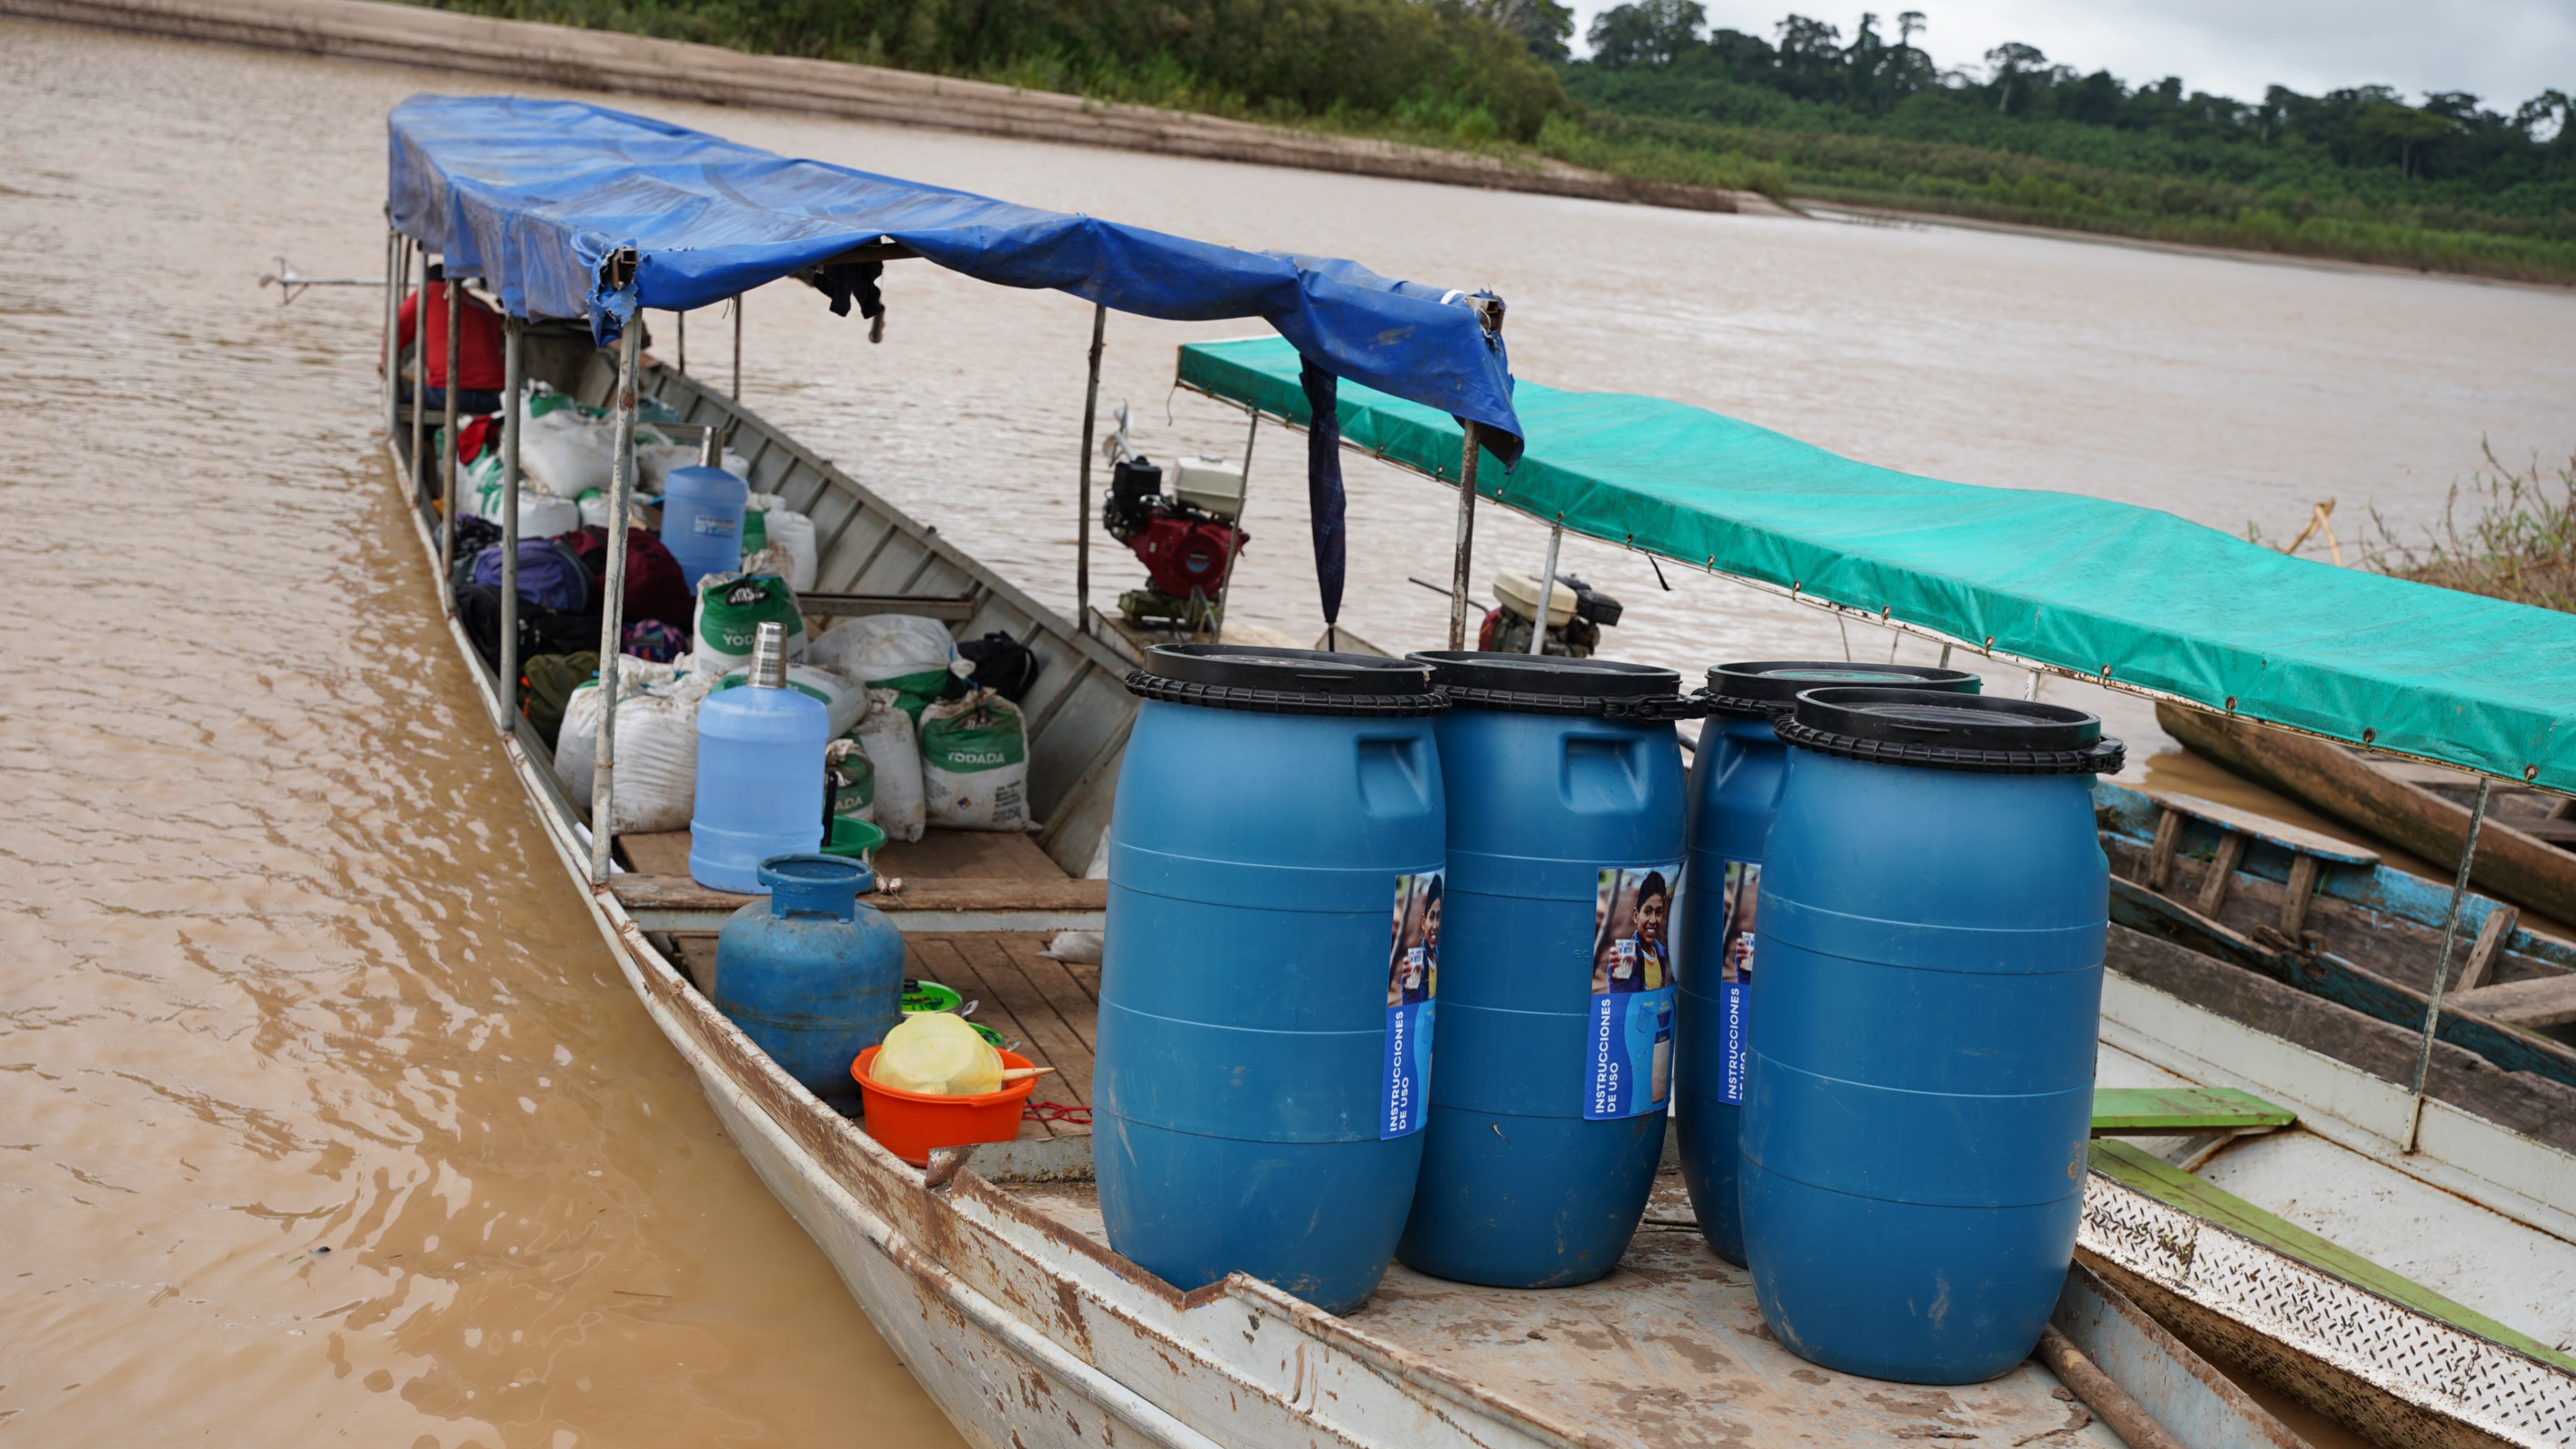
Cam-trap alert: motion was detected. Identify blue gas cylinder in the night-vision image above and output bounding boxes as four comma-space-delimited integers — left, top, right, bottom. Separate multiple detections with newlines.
1675, 661, 1978, 1266
1097, 646, 1446, 1315
662, 464, 749, 588
1742, 688, 2121, 1384
691, 623, 828, 893
1393, 652, 1692, 1289
713, 854, 905, 1098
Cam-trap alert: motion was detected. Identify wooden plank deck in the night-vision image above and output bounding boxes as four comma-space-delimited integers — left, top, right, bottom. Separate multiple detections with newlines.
630, 824, 1100, 1140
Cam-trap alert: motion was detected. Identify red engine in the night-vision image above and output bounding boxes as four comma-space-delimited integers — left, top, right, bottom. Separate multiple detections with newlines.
1102, 453, 1246, 625
1128, 513, 1241, 600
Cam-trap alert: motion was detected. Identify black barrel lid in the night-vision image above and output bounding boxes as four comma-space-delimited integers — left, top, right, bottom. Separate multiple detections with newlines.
1126, 644, 1445, 717
1407, 652, 1706, 720
1702, 660, 1980, 718
1778, 688, 2126, 775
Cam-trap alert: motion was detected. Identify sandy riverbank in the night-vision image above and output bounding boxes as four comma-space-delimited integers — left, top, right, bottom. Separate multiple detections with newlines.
3, 0, 1793, 217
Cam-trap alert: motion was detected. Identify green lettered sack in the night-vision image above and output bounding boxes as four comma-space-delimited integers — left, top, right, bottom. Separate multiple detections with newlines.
692, 572, 805, 674
826, 736, 876, 826
918, 688, 1030, 832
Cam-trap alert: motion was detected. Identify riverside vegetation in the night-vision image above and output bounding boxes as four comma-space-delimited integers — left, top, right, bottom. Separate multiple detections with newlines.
400, 0, 2571, 280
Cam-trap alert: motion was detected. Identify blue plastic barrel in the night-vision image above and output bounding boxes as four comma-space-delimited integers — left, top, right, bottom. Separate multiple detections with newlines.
1394, 652, 1693, 1289
1097, 646, 1446, 1315
1742, 688, 2122, 1384
1675, 662, 1978, 1266
713, 854, 905, 1099
690, 624, 828, 893
662, 464, 749, 588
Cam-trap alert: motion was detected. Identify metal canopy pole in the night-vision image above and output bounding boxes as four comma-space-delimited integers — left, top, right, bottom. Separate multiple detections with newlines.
438, 276, 463, 609
1526, 522, 1564, 655
380, 225, 402, 440
589, 317, 643, 884
497, 316, 525, 736
731, 294, 743, 401
2406, 776, 2493, 1153
677, 309, 687, 375
1075, 303, 1107, 636
1448, 427, 1481, 651
1446, 296, 1505, 652
409, 247, 429, 504
1209, 409, 1260, 644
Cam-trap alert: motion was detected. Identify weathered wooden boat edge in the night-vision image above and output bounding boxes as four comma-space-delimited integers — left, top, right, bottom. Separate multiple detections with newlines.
2158, 701, 2576, 924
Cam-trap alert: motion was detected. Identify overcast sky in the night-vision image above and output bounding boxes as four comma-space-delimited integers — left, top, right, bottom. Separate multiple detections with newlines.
1566, 0, 2576, 109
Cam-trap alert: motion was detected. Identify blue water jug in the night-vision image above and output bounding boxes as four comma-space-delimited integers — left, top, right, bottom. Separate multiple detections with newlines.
713, 854, 905, 1098
691, 622, 828, 893
1097, 646, 1446, 1315
1675, 661, 1978, 1266
1394, 652, 1693, 1288
662, 464, 749, 588
1742, 689, 2121, 1384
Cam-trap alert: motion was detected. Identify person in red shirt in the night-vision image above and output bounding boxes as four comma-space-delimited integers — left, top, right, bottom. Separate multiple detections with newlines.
394, 264, 508, 414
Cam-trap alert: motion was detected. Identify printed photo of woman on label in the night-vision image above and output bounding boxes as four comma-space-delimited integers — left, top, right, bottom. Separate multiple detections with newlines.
1583, 864, 1681, 1120
1721, 862, 1760, 985
1387, 873, 1441, 1007
1717, 861, 1762, 1104
1380, 871, 1441, 1139
1591, 869, 1672, 994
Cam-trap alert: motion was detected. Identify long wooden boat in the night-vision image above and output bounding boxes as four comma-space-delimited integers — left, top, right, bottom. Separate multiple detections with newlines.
377, 95, 2576, 1449
2159, 700, 2576, 924
385, 346, 2576, 1449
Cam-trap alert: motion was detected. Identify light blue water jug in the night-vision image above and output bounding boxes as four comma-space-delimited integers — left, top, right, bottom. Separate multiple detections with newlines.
662, 464, 749, 588
1742, 688, 2120, 1385
691, 622, 828, 893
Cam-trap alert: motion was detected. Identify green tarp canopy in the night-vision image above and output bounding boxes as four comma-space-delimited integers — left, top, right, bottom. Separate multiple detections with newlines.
1178, 336, 2575, 792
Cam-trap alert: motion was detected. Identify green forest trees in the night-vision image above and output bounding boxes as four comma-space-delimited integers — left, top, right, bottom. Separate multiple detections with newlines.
425, 0, 1572, 141
1569, 5, 2576, 196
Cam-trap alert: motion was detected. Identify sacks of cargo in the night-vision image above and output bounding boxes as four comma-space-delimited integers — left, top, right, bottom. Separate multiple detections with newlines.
851, 687, 926, 842
919, 687, 1031, 832
692, 572, 805, 675
518, 403, 618, 498
826, 736, 876, 827
744, 493, 819, 593
808, 615, 956, 721
552, 663, 713, 834
709, 661, 866, 737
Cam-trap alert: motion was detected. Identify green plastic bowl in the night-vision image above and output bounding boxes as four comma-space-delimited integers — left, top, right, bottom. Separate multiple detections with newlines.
821, 817, 886, 859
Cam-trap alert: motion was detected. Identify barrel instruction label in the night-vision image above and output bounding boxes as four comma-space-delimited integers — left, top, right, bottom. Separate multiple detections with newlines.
1381, 869, 1441, 1139
1584, 863, 1680, 1120
1715, 861, 1759, 1105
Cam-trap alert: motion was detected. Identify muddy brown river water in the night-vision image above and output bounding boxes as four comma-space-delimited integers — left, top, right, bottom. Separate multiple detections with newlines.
3, 17, 2574, 1446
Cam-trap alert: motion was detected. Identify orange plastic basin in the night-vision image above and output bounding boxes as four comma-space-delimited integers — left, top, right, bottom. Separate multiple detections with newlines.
851, 1045, 1039, 1166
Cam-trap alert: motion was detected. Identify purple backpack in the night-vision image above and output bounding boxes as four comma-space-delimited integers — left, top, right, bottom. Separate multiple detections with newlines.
473, 539, 591, 615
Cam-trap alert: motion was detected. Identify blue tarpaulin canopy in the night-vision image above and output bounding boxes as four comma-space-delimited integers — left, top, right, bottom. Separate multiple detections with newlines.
385, 94, 1521, 456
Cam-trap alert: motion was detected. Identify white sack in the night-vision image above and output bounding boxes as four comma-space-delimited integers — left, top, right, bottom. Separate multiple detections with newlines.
710, 662, 868, 737
518, 407, 617, 498
853, 687, 926, 843
808, 615, 956, 700
553, 663, 712, 834
745, 492, 820, 593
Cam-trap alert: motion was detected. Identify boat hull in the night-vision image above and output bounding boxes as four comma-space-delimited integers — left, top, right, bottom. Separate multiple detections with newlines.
2158, 702, 2576, 922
